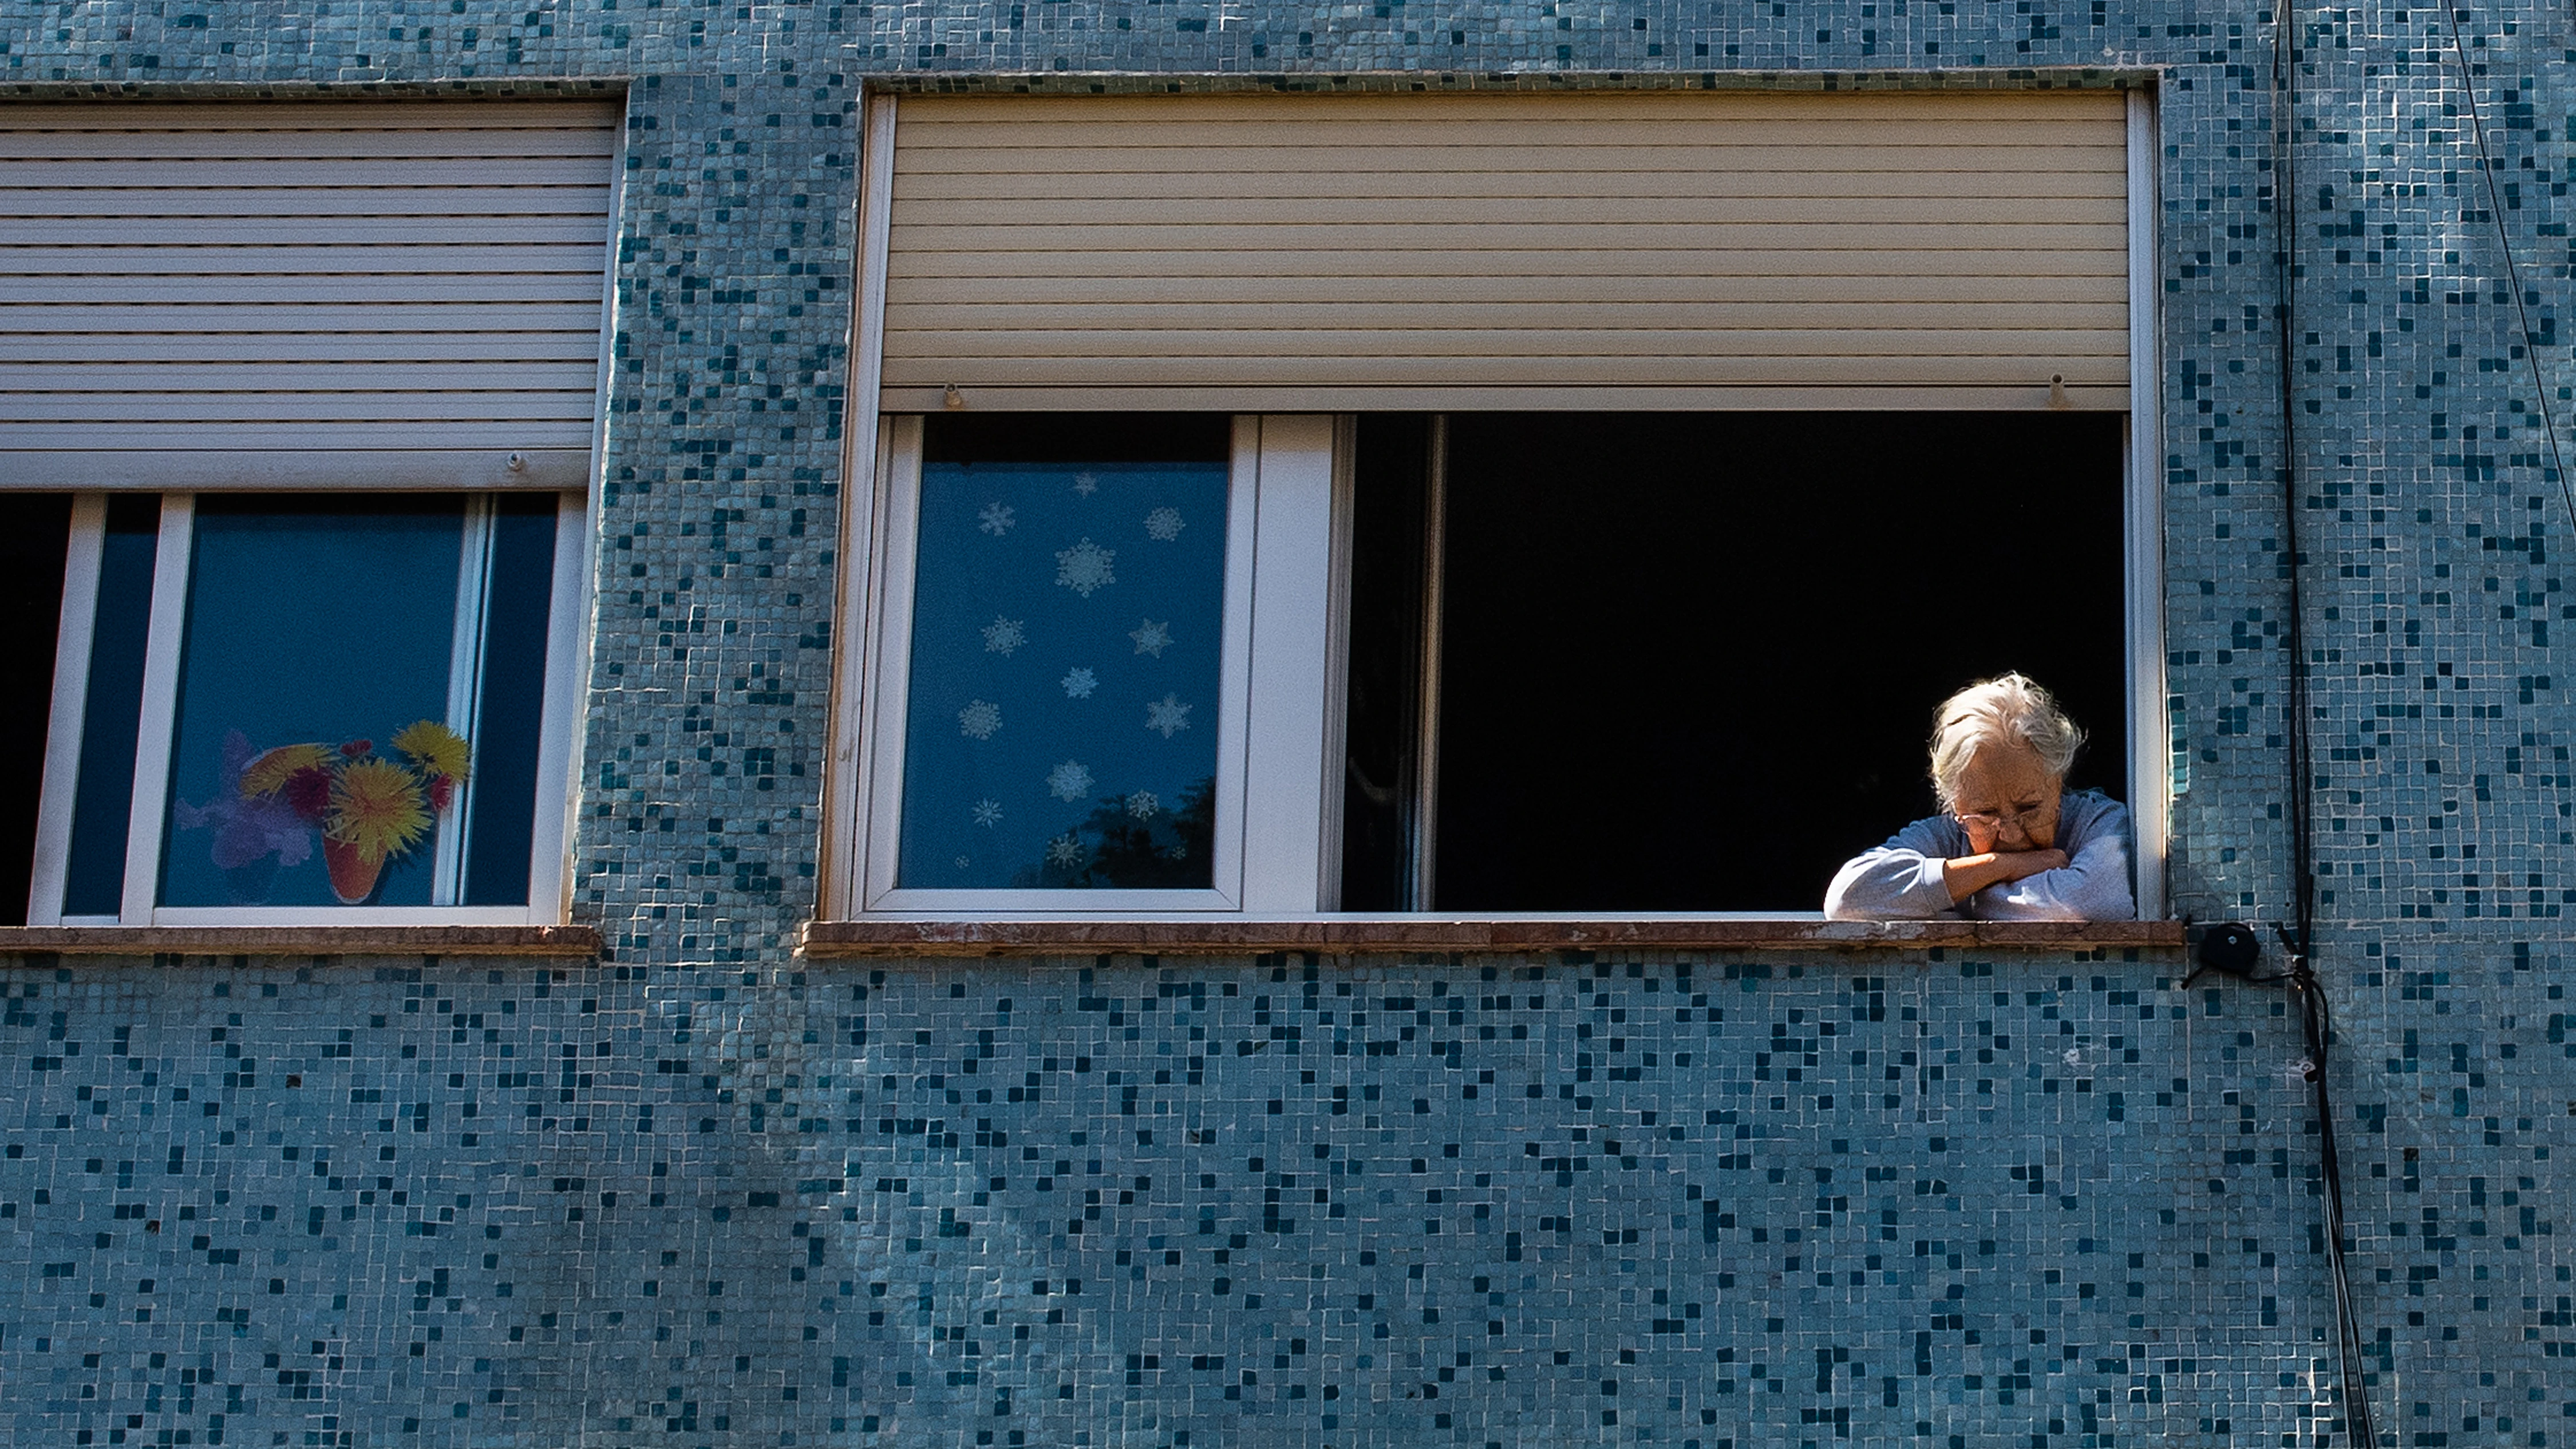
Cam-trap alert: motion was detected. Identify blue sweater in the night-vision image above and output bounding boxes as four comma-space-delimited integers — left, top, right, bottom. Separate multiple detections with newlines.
1823, 789, 2137, 921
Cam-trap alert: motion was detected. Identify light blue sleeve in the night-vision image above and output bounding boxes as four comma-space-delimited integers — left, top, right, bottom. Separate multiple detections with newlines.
1966, 795, 2138, 922
1823, 815, 1965, 920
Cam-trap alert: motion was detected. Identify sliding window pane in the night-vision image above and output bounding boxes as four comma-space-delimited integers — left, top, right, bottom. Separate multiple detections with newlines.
62, 496, 161, 918
898, 415, 1230, 890
160, 498, 465, 909
461, 496, 560, 907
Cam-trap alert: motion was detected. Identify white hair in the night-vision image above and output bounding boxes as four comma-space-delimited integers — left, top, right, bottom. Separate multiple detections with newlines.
1927, 672, 2085, 808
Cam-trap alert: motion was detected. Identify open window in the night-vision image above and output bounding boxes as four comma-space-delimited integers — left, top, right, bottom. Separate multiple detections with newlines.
831, 85, 2166, 918
1341, 412, 2131, 913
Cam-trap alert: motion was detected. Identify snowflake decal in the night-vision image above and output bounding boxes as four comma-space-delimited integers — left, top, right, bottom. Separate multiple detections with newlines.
1046, 832, 1087, 868
1124, 789, 1161, 820
1144, 693, 1193, 740
1054, 538, 1117, 598
1045, 760, 1094, 803
971, 799, 1003, 828
977, 502, 1016, 536
1071, 471, 1100, 498
1143, 506, 1186, 542
1128, 618, 1173, 658
1165, 840, 1189, 861
981, 615, 1027, 656
956, 699, 1003, 740
1060, 666, 1099, 700
954, 855, 971, 870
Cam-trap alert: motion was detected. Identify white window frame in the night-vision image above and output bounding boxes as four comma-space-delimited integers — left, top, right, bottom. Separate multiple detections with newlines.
25, 489, 589, 928
840, 412, 1344, 915
827, 85, 2170, 922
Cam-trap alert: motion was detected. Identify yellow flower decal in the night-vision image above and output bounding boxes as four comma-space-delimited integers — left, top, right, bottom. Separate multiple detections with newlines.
239, 743, 333, 798
327, 758, 432, 865
390, 720, 472, 783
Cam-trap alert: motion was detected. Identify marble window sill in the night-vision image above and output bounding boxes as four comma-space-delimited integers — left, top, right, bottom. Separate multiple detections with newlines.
801, 918, 2187, 958
0, 925, 603, 958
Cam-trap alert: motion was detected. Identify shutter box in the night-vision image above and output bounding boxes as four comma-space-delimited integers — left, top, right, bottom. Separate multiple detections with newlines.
0, 100, 621, 489
878, 89, 2131, 413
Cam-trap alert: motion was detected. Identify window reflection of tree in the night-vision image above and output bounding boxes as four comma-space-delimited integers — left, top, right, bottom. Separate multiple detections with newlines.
1017, 776, 1216, 890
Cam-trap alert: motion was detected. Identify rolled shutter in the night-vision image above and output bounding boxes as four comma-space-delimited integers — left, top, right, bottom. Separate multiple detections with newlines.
0, 100, 621, 489
880, 89, 2130, 413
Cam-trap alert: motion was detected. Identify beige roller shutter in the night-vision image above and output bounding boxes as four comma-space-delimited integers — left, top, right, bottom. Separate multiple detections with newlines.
0, 100, 621, 489
879, 89, 2130, 412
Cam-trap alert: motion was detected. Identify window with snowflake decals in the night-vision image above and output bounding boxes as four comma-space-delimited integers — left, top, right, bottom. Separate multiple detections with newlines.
845, 413, 1342, 912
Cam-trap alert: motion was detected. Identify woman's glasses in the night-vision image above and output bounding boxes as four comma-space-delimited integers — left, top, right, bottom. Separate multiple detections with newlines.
1952, 799, 2053, 834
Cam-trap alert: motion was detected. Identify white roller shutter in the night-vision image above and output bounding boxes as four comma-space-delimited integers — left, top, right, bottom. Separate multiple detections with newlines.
0, 100, 621, 489
878, 89, 2131, 412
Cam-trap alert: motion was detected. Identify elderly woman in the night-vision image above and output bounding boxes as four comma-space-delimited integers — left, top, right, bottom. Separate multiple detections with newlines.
1824, 673, 2135, 921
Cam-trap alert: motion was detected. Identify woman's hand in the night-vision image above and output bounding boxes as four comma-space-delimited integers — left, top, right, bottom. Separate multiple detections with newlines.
1940, 848, 2070, 904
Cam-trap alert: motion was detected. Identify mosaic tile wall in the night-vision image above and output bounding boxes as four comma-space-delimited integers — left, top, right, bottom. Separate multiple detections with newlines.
2, 947, 2358, 1447
5, 0, 2575, 1440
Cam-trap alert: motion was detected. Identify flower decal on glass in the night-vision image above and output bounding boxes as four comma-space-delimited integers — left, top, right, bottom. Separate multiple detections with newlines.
1144, 506, 1186, 542
981, 615, 1028, 656
1045, 760, 1095, 803
176, 720, 471, 906
1054, 538, 1117, 598
977, 502, 1016, 536
957, 700, 1003, 740
1128, 619, 1172, 658
1060, 666, 1099, 699
1144, 693, 1193, 740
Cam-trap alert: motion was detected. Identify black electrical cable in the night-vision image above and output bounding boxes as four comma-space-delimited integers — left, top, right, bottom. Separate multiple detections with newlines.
2267, 10, 2382, 1448
2443, 5, 2576, 538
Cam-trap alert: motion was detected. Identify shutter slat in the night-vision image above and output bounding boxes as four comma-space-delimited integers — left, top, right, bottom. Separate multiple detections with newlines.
0, 101, 616, 477
0, 391, 596, 422
0, 420, 594, 449
0, 361, 605, 392
896, 167, 2131, 203
891, 273, 2130, 306
0, 216, 609, 247
910, 353, 2134, 386
0, 155, 618, 189
0, 301, 607, 333
13, 185, 612, 218
882, 90, 2129, 409
890, 248, 2129, 282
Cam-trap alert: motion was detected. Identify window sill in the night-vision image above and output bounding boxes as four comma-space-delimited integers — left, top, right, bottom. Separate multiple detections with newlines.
801, 918, 2187, 958
0, 925, 602, 958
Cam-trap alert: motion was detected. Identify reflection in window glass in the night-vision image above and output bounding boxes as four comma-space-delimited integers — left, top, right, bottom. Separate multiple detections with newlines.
63, 496, 164, 917
899, 418, 1229, 890
156, 496, 555, 910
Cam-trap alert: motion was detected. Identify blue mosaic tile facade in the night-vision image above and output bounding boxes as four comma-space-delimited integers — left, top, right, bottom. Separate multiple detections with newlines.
5, 0, 2575, 1442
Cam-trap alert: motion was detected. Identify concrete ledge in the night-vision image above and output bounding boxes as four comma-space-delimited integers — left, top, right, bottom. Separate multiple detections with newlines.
0, 925, 604, 958
801, 918, 2187, 958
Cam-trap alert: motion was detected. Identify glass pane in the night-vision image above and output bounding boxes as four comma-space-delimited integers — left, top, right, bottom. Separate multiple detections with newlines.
160, 497, 467, 909
461, 496, 559, 907
62, 495, 162, 918
898, 417, 1231, 890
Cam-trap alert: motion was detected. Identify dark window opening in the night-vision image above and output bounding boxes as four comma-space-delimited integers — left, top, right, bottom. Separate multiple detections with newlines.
1344, 412, 2128, 913
0, 494, 73, 926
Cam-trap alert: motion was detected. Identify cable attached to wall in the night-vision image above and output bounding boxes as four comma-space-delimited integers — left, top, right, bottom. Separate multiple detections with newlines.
2264, 10, 2383, 1448
2442, 5, 2576, 538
